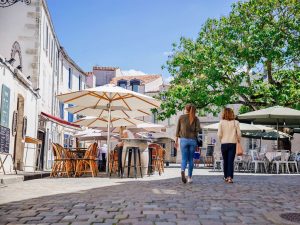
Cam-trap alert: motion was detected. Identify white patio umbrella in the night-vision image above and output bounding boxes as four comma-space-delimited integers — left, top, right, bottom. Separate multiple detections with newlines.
73, 129, 101, 138
136, 123, 166, 132
74, 117, 145, 128
137, 132, 175, 140
57, 84, 161, 173
238, 106, 300, 147
79, 132, 119, 141
57, 84, 161, 110
65, 105, 152, 118
203, 122, 273, 132
242, 130, 292, 140
238, 106, 300, 126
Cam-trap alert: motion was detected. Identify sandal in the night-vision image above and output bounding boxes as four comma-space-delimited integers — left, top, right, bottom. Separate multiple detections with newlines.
227, 177, 234, 183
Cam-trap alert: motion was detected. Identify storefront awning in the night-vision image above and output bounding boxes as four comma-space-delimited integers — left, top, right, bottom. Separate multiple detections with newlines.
40, 112, 81, 130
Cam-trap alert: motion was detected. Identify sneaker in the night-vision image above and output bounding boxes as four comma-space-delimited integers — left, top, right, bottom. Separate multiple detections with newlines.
181, 171, 187, 183
187, 177, 193, 183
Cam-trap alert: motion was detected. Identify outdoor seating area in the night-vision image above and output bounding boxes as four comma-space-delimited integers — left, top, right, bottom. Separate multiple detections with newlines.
51, 139, 167, 178
50, 143, 99, 178
212, 149, 300, 174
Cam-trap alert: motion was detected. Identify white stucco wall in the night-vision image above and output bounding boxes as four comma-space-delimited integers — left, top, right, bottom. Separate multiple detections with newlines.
0, 60, 38, 173
0, 1, 38, 86
145, 77, 163, 92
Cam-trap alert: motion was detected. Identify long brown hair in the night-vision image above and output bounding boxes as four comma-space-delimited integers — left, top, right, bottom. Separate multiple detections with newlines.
185, 104, 196, 125
222, 107, 235, 121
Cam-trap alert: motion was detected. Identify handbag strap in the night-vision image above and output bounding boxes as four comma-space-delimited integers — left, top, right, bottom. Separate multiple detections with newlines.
234, 120, 239, 143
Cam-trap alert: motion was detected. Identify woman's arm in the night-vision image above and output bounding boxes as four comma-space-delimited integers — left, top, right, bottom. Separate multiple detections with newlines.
196, 118, 201, 133
217, 121, 223, 141
175, 117, 181, 148
236, 121, 242, 142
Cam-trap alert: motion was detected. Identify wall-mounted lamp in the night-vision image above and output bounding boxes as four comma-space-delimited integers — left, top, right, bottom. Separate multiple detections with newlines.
17, 65, 22, 70
34, 88, 40, 91
27, 76, 31, 80
6, 58, 15, 65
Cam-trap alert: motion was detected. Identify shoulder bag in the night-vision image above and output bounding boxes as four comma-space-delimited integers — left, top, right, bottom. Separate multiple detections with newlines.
235, 121, 243, 156
194, 118, 202, 147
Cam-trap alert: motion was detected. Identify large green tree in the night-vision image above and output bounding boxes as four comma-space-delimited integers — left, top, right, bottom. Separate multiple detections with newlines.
157, 0, 300, 120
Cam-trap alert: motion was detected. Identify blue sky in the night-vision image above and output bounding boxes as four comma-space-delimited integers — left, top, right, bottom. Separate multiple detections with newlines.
47, 0, 238, 80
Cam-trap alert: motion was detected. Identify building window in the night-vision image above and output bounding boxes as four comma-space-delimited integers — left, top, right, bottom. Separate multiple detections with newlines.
153, 112, 157, 124
130, 79, 140, 92
64, 134, 73, 148
68, 104, 74, 122
50, 39, 54, 66
68, 68, 72, 89
59, 102, 64, 119
45, 24, 49, 56
117, 80, 127, 89
79, 75, 82, 90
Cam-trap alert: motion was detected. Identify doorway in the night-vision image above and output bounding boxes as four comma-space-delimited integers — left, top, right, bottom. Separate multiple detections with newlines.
13, 95, 25, 170
37, 130, 45, 170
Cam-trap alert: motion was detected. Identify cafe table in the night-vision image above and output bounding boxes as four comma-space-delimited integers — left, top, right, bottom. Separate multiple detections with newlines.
67, 147, 88, 158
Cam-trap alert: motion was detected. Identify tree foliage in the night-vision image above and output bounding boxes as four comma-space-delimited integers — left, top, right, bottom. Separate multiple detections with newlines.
157, 0, 300, 120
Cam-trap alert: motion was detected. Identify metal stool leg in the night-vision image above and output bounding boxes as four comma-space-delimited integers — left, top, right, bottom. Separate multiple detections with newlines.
148, 147, 152, 176
118, 148, 123, 177
133, 148, 137, 179
138, 148, 143, 178
127, 149, 132, 178
123, 148, 128, 177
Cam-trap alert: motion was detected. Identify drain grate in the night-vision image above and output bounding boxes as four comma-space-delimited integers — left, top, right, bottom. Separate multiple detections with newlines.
280, 213, 300, 223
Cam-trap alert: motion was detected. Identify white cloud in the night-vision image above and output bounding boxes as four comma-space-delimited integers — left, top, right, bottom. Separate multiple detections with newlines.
164, 76, 174, 84
163, 51, 173, 56
119, 69, 147, 77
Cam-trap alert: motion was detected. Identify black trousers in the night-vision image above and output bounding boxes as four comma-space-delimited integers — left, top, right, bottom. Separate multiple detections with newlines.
98, 153, 106, 172
221, 143, 236, 179
117, 147, 123, 175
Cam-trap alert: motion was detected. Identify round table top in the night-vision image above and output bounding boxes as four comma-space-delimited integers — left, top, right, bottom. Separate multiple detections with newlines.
122, 138, 154, 142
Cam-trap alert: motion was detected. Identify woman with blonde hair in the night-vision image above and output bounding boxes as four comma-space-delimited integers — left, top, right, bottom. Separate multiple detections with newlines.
175, 104, 200, 184
217, 108, 241, 183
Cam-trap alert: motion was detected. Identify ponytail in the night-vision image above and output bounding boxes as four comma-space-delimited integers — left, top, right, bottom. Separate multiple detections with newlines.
185, 104, 196, 125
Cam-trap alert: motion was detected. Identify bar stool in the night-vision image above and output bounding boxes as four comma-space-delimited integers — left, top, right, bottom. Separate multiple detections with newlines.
123, 146, 143, 178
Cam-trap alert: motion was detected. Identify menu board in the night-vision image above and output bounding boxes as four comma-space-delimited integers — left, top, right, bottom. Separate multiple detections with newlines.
0, 125, 10, 153
0, 85, 10, 128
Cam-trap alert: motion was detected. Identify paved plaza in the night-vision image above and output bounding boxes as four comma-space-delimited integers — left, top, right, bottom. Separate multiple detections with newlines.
0, 168, 299, 225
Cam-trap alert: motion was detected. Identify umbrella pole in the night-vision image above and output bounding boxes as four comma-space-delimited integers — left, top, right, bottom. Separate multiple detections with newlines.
260, 137, 262, 152
277, 120, 279, 150
106, 103, 112, 175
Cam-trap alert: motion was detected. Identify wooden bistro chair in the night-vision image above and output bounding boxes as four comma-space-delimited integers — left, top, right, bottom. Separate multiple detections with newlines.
50, 143, 60, 177
75, 143, 98, 177
50, 143, 74, 177
148, 143, 165, 176
109, 149, 119, 176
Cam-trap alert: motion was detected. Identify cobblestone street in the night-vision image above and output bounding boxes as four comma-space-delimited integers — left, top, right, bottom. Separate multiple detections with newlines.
0, 168, 299, 225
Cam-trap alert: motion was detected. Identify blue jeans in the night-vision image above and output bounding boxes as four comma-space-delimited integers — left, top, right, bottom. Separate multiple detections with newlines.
180, 138, 197, 177
221, 143, 236, 178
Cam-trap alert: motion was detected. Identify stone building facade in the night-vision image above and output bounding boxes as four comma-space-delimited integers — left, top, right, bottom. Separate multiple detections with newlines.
0, 0, 89, 172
